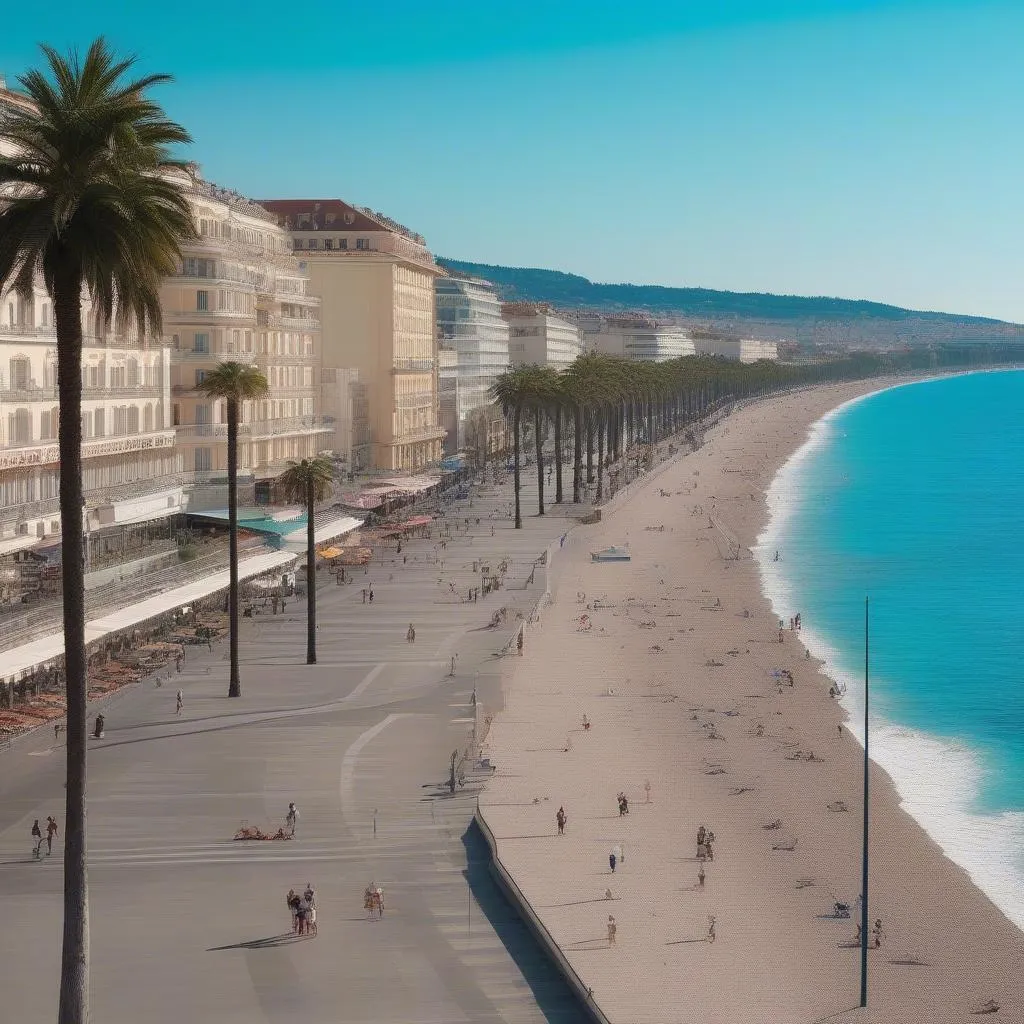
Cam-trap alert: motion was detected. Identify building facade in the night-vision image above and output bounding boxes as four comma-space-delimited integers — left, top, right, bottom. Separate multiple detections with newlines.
1, 79, 184, 560
587, 315, 696, 362
435, 275, 510, 452
260, 199, 445, 472
501, 302, 584, 371
163, 173, 331, 505
693, 337, 779, 362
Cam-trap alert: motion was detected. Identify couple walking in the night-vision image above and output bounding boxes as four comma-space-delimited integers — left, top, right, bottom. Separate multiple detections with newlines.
286, 884, 317, 936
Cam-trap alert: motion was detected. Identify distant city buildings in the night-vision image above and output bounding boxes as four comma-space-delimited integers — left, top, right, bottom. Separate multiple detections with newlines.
436, 275, 510, 453
501, 302, 584, 371
694, 337, 779, 362
585, 315, 696, 362
261, 199, 446, 472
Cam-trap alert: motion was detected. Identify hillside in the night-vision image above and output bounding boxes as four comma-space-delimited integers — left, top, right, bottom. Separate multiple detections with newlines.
437, 258, 1023, 348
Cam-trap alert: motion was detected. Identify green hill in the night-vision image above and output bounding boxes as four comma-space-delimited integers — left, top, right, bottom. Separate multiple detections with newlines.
437, 258, 1023, 347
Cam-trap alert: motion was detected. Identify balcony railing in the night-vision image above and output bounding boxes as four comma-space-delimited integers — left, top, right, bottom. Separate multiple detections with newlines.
392, 358, 436, 373
175, 417, 332, 441
0, 385, 57, 402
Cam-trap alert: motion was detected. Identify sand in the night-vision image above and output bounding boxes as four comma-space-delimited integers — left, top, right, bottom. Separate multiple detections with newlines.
478, 380, 1024, 1023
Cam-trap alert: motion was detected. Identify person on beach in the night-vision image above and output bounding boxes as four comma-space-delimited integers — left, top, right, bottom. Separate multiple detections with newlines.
556, 807, 566, 835
46, 815, 58, 855
697, 825, 706, 848
582, 714, 590, 732
698, 864, 705, 888
778, 627, 784, 643
607, 915, 617, 945
609, 851, 617, 873
707, 916, 716, 943
286, 802, 299, 836
872, 919, 884, 948
368, 586, 374, 603
303, 883, 317, 936
287, 888, 300, 933
31, 819, 43, 856
175, 689, 183, 716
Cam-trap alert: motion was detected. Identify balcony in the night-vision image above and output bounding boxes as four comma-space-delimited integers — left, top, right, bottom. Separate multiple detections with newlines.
0, 385, 58, 403
392, 358, 436, 373
175, 417, 333, 441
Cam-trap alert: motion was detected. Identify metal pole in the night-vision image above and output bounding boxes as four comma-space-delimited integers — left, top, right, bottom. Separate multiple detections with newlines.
860, 596, 869, 1007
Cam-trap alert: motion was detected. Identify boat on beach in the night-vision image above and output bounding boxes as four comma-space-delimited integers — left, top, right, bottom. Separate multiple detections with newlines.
591, 545, 631, 562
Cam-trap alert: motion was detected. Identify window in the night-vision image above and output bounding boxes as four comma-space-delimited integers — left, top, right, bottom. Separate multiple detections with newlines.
306, 238, 318, 250
339, 238, 348, 250
197, 290, 209, 311
194, 448, 212, 471
356, 238, 369, 250
144, 404, 153, 432
93, 409, 104, 436
194, 332, 209, 353
323, 238, 333, 250
10, 408, 32, 444
195, 403, 211, 425
9, 357, 30, 390
195, 369, 207, 386
81, 411, 92, 438
127, 407, 139, 433
293, 238, 303, 249
41, 303, 49, 327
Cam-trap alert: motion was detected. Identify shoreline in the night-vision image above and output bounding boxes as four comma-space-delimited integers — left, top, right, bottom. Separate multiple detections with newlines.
479, 378, 1024, 1023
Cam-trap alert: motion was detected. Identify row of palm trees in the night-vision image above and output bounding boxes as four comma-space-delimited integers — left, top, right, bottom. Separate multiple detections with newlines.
2, 38, 1021, 1023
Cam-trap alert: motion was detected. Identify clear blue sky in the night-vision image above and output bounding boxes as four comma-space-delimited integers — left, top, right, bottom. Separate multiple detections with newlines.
3, 1, 1023, 321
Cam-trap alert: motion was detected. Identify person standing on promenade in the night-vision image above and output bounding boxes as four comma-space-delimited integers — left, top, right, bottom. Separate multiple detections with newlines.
872, 919, 885, 948
46, 815, 58, 855
609, 850, 617, 873
286, 802, 299, 837
698, 864, 705, 888
369, 585, 374, 603
31, 819, 43, 857
407, 623, 416, 643
175, 689, 183, 716
607, 915, 617, 945
362, 588, 367, 604
556, 806, 566, 834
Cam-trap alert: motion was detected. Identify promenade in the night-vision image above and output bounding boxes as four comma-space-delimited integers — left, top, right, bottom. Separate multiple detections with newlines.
0, 466, 588, 1023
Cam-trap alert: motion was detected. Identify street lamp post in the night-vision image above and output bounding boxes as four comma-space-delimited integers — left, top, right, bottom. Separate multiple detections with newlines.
860, 596, 870, 1007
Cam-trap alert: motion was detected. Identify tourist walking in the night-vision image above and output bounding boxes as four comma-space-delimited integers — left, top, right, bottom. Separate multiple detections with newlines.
31, 819, 43, 858
698, 864, 705, 888
607, 915, 617, 945
175, 689, 183, 716
872, 919, 885, 948
407, 623, 416, 643
707, 915, 716, 943
609, 850, 617, 873
303, 883, 317, 936
46, 815, 58, 855
368, 586, 374, 603
556, 806, 566, 835
287, 888, 300, 933
286, 802, 299, 836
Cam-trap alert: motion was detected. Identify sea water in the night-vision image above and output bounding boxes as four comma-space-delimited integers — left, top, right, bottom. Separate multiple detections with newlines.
756, 369, 1024, 932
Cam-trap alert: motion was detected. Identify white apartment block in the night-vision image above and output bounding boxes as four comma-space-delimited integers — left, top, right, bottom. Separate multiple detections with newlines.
501, 302, 584, 372
164, 172, 331, 505
694, 337, 779, 362
436, 275, 510, 451
587, 315, 696, 362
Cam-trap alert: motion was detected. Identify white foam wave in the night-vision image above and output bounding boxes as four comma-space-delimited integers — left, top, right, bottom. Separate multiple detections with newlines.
753, 380, 1024, 934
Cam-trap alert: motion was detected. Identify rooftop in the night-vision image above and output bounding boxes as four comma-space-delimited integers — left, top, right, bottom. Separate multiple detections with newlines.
259, 198, 427, 245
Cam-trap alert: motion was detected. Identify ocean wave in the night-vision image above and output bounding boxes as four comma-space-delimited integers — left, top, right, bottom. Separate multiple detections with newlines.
753, 381, 1024, 935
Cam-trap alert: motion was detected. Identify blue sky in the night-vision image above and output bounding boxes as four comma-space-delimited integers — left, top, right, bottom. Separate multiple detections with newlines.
3, 1, 1024, 320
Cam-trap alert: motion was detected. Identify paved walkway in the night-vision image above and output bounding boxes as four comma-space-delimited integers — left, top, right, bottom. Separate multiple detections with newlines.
0, 467, 588, 1023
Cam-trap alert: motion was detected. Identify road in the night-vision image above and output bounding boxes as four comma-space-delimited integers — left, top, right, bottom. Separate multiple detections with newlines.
0, 468, 588, 1023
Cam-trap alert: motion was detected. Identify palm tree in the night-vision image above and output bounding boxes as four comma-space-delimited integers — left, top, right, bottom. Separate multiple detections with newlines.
0, 39, 195, 1023
196, 361, 269, 696
490, 366, 535, 529
276, 456, 335, 665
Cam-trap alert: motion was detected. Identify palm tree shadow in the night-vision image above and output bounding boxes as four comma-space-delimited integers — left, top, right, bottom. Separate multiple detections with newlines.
207, 932, 303, 951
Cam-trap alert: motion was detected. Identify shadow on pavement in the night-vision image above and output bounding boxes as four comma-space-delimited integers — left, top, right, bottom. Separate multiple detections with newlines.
461, 820, 588, 1023
207, 932, 306, 951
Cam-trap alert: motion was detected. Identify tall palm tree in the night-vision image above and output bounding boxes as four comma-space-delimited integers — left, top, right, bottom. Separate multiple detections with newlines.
490, 365, 535, 529
196, 361, 269, 696
0, 39, 195, 1024
276, 456, 335, 665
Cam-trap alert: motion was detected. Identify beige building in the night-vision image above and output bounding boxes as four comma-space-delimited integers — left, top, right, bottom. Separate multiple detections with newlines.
587, 315, 696, 362
1, 80, 183, 560
694, 337, 779, 362
260, 199, 445, 472
163, 173, 331, 504
502, 303, 584, 371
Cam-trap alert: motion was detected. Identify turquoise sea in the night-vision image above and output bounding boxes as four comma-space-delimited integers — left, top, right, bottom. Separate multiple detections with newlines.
756, 370, 1024, 932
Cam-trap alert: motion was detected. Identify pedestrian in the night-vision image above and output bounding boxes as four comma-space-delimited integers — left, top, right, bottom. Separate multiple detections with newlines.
407, 623, 416, 643
609, 850, 617, 873
778, 627, 784, 643
46, 815, 58, 855
556, 806, 566, 835
607, 915, 617, 945
707, 915, 716, 943
176, 653, 183, 673
54, 722, 64, 742
698, 864, 705, 887
362, 588, 367, 604
31, 819, 43, 857
175, 689, 183, 716
286, 802, 299, 836
872, 919, 884, 949
838, 724, 842, 738
582, 714, 590, 732
303, 883, 317, 936
368, 586, 374, 603
284, 889, 297, 932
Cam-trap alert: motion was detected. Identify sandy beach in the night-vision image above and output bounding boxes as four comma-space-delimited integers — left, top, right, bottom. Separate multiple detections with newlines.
478, 380, 1024, 1023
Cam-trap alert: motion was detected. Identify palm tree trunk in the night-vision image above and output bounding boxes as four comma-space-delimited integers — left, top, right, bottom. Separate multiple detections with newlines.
535, 407, 545, 515
586, 413, 594, 484
227, 398, 241, 698
573, 405, 582, 503
305, 476, 316, 665
513, 406, 522, 529
554, 407, 563, 503
596, 414, 605, 501
54, 257, 90, 1024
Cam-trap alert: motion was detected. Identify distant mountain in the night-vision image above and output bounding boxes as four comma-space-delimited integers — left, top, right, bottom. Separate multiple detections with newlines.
437, 258, 1023, 348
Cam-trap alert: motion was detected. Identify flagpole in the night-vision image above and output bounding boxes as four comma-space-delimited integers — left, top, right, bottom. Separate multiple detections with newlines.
860, 595, 869, 1007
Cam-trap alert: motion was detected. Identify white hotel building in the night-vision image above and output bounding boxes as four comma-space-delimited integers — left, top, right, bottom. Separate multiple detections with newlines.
587, 315, 696, 362
502, 302, 584, 372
